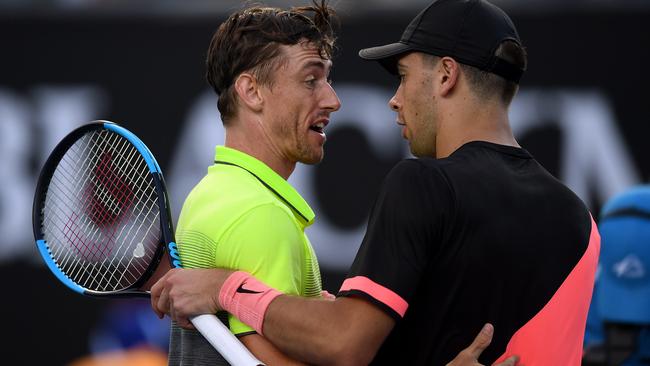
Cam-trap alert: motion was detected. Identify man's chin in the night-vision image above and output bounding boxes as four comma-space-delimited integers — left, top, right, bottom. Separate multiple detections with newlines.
301, 156, 324, 165
299, 150, 324, 165
409, 143, 435, 159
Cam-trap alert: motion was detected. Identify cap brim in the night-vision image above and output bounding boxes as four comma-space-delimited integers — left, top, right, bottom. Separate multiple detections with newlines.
358, 42, 413, 75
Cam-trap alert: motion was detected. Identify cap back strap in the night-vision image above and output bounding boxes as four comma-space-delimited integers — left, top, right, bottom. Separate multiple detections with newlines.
489, 56, 524, 84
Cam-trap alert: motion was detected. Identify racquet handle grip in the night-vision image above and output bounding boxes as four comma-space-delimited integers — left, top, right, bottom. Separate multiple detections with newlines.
190, 314, 265, 366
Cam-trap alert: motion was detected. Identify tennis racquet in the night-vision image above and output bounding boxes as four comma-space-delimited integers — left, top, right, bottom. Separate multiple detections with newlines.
32, 120, 264, 366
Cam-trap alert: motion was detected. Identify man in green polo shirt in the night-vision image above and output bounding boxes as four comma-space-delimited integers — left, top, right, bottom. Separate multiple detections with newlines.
175, 146, 323, 334
166, 2, 340, 365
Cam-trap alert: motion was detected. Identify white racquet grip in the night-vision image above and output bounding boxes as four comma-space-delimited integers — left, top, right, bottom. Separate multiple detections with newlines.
190, 314, 265, 366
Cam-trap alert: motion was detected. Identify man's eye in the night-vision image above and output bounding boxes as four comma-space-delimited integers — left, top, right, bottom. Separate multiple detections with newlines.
305, 78, 317, 86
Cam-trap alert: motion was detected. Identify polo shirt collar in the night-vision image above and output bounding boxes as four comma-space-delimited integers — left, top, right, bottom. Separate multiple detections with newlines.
214, 146, 315, 227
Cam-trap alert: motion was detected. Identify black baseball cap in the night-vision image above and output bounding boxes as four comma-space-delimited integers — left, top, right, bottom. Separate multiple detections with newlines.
359, 0, 524, 83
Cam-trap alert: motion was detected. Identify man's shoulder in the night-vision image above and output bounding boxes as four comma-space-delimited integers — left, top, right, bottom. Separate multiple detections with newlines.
176, 177, 301, 268
388, 157, 442, 173
377, 158, 456, 212
178, 168, 296, 235
384, 158, 451, 187
189, 166, 289, 212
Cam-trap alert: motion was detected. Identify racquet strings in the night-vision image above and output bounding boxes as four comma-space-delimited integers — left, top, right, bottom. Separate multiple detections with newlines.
40, 129, 162, 292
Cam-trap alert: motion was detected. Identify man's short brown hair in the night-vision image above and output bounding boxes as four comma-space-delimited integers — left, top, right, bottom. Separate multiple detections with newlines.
460, 40, 528, 105
423, 40, 528, 106
206, 0, 337, 124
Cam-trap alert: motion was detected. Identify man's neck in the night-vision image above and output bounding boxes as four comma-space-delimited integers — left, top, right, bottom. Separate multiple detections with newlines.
435, 100, 518, 159
224, 121, 296, 180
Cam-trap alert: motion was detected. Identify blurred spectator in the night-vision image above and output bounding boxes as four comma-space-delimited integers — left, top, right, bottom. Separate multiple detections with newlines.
68, 348, 167, 366
69, 299, 170, 366
583, 186, 650, 365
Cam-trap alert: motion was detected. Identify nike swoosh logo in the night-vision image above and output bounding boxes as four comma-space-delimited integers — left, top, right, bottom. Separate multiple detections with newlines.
236, 284, 263, 294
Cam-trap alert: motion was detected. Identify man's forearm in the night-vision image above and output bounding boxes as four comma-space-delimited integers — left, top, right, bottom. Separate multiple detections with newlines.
261, 295, 393, 366
262, 296, 347, 364
240, 333, 308, 366
217, 271, 394, 365
151, 269, 393, 365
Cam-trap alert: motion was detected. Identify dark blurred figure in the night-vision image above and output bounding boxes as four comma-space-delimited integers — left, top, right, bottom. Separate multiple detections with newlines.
583, 186, 650, 366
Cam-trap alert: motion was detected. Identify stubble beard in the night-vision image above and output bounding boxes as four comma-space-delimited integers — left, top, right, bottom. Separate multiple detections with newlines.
409, 105, 437, 158
276, 117, 323, 166
296, 133, 323, 165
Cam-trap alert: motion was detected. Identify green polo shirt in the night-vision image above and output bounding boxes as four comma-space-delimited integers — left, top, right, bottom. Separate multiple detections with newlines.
175, 146, 322, 335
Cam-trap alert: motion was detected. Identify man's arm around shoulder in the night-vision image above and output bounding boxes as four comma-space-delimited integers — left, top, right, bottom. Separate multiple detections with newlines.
263, 295, 395, 366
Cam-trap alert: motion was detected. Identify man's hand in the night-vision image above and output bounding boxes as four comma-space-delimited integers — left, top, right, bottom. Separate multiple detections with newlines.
150, 268, 234, 329
446, 324, 520, 366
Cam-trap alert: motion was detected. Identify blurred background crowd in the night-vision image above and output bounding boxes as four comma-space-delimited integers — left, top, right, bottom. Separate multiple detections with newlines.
1, 0, 649, 364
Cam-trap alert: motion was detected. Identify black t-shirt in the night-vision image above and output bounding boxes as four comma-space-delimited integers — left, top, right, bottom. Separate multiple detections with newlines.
338, 141, 598, 365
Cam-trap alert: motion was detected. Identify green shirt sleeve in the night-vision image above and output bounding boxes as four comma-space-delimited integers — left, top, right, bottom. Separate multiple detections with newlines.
215, 203, 305, 335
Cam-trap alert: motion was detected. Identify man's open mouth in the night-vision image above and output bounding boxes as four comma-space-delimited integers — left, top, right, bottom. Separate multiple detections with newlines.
310, 122, 325, 133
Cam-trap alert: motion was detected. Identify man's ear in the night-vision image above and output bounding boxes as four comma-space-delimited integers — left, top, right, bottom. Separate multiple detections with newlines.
438, 57, 460, 97
234, 73, 264, 113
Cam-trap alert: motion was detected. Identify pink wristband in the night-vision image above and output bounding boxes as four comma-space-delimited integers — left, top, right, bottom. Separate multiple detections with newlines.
218, 271, 282, 335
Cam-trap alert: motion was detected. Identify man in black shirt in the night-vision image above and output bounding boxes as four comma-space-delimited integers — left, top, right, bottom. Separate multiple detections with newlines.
151, 0, 599, 365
